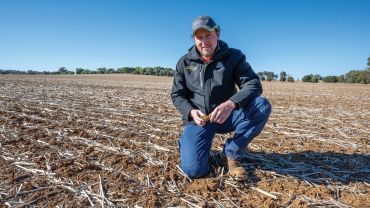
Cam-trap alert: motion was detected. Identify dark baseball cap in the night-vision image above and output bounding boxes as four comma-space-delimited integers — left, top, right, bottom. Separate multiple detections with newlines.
192, 16, 220, 35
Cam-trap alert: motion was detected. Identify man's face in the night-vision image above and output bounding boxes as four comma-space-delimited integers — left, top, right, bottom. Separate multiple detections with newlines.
193, 29, 219, 58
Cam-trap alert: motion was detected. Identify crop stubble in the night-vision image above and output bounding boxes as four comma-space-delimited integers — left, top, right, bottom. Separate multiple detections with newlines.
0, 74, 369, 207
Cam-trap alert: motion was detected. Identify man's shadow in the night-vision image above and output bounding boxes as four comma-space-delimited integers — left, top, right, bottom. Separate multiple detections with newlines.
209, 150, 370, 185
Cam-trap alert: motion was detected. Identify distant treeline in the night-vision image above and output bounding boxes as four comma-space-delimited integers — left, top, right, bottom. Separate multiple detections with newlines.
301, 69, 370, 84
301, 57, 370, 84
0, 66, 174, 77
2, 57, 369, 83
258, 57, 370, 84
256, 71, 295, 82
256, 69, 370, 84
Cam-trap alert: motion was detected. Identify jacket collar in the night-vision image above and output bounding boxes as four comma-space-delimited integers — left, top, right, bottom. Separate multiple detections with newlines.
186, 40, 230, 62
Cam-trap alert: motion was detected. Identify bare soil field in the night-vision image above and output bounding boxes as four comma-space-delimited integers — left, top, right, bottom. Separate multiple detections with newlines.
0, 74, 369, 207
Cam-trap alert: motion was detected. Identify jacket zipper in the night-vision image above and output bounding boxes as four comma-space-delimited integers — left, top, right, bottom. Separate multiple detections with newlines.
199, 65, 204, 88
201, 62, 212, 114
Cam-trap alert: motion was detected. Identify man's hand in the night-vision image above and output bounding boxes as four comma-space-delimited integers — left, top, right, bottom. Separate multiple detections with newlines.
209, 100, 236, 124
190, 109, 208, 126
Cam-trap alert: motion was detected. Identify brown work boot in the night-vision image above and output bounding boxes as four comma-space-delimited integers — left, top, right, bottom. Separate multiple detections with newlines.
227, 158, 248, 181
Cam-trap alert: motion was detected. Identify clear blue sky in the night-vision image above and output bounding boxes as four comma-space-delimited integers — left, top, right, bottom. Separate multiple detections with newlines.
1, 0, 369, 79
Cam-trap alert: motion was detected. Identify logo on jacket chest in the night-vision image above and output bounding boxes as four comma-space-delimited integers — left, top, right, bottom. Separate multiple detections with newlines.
185, 62, 225, 72
185, 65, 198, 72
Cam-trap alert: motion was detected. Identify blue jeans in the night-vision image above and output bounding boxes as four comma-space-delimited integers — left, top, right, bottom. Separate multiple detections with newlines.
179, 96, 271, 179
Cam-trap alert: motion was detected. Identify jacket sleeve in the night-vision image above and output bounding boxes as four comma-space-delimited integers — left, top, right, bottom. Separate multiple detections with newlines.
171, 59, 194, 121
229, 54, 263, 108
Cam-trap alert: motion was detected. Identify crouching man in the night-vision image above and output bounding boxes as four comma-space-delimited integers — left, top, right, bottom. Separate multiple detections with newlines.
171, 16, 271, 180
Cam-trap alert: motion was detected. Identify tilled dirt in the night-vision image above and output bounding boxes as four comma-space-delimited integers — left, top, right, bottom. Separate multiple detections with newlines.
0, 74, 369, 207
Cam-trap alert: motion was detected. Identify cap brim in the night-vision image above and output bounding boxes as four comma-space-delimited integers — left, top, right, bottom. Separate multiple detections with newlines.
192, 26, 217, 35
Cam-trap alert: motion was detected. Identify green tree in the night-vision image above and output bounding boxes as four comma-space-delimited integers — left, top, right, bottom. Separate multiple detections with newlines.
355, 71, 369, 84
57, 67, 74, 74
117, 67, 134, 73
323, 76, 338, 83
144, 67, 153, 75
287, 76, 294, 82
107, 68, 116, 73
82, 69, 92, 74
312, 74, 321, 83
27, 70, 39, 74
134, 67, 144, 74
346, 70, 359, 83
76, 68, 84, 74
262, 71, 275, 81
153, 67, 160, 76
279, 71, 287, 82
97, 67, 107, 74
58, 67, 68, 74
117, 67, 125, 73
166, 68, 174, 76
337, 75, 345, 83
302, 74, 313, 82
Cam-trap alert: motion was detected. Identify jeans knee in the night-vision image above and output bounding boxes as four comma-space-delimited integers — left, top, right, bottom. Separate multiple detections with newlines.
255, 96, 272, 116
180, 162, 209, 179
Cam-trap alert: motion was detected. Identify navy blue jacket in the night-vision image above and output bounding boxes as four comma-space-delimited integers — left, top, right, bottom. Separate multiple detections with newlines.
171, 40, 262, 124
